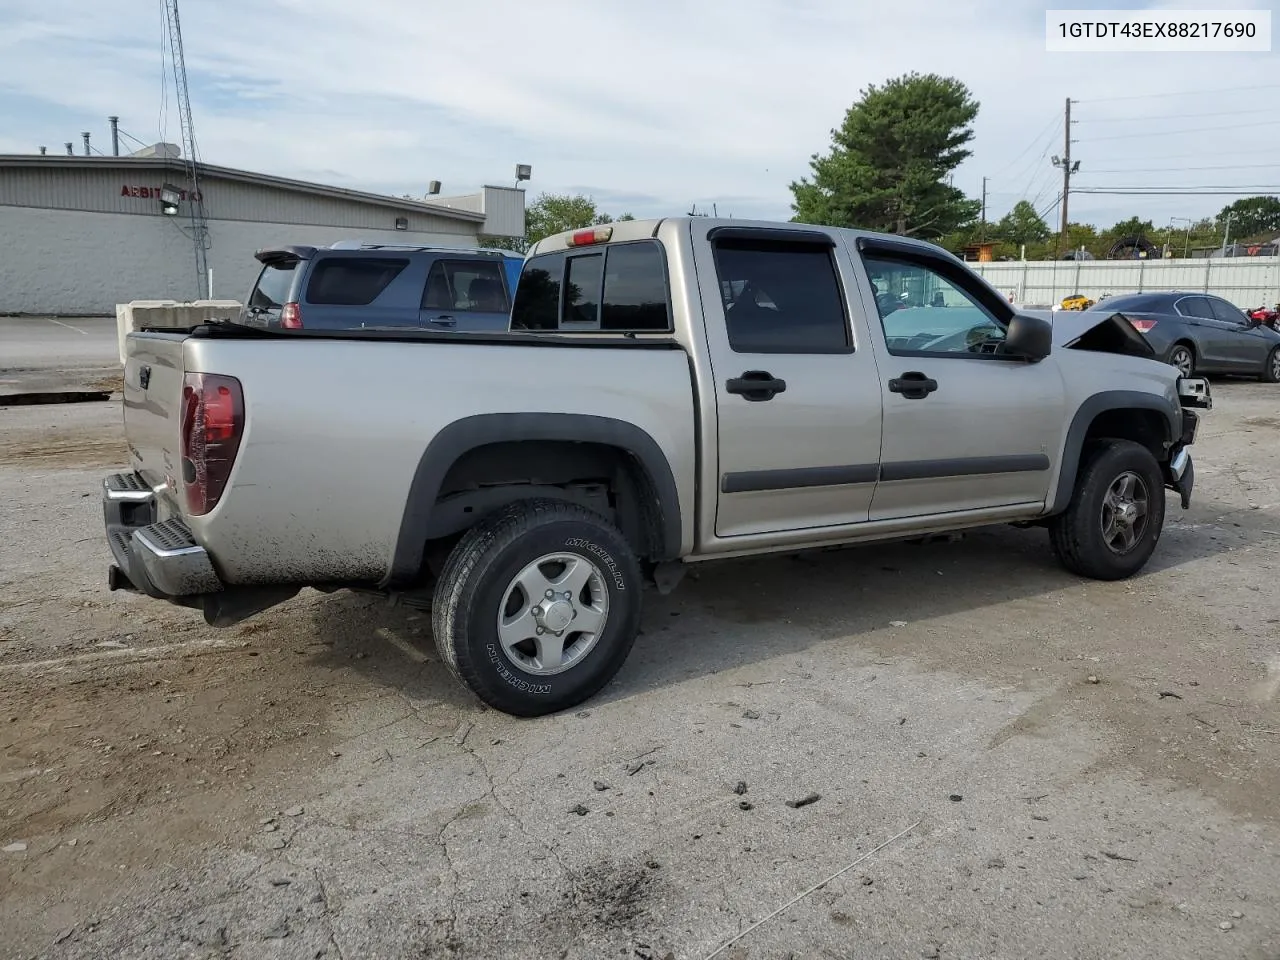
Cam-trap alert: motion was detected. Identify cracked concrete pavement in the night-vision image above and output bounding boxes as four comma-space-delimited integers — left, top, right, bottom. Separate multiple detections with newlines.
2, 385, 1280, 959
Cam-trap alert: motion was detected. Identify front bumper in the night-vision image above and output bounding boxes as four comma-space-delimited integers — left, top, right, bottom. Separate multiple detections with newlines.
103, 472, 223, 599
1168, 447, 1195, 510
1163, 400, 1202, 511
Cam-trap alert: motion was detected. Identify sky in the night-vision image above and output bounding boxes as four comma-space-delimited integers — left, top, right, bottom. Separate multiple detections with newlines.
1, 0, 1277, 236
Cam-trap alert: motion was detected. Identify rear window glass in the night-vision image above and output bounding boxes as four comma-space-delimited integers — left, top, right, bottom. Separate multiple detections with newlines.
602, 242, 670, 331
249, 262, 296, 308
305, 257, 409, 306
511, 241, 671, 333
422, 260, 509, 313
563, 254, 603, 325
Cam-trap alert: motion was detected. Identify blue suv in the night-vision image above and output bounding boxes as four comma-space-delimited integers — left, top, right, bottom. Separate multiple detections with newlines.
242, 242, 524, 332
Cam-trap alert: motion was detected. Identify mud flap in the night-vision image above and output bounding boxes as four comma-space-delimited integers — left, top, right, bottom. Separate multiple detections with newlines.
1170, 457, 1194, 510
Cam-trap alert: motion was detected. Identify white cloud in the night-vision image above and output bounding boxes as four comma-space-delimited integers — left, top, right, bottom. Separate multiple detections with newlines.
1, 0, 1277, 226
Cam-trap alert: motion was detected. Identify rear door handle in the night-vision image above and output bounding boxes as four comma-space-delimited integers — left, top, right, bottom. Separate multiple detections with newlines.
430, 314, 457, 326
888, 371, 938, 399
726, 370, 787, 402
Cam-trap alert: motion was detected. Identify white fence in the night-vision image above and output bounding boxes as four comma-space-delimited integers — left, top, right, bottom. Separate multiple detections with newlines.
971, 256, 1280, 308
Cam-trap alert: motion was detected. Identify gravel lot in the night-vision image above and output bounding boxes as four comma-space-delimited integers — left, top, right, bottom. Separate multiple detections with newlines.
2, 386, 1279, 960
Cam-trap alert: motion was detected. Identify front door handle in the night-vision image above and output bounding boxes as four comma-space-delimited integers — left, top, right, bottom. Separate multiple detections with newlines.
430, 314, 457, 326
726, 370, 787, 402
888, 371, 938, 399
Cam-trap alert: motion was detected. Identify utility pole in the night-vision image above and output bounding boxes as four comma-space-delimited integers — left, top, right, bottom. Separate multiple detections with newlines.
1221, 211, 1236, 256
1061, 98, 1070, 236
1051, 98, 1079, 256
981, 177, 988, 241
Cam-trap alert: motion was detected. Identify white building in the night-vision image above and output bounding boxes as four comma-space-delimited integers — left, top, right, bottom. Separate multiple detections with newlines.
0, 150, 525, 315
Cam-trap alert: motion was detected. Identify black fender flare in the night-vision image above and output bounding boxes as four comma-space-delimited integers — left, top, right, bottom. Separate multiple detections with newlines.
383, 413, 682, 587
1047, 390, 1179, 516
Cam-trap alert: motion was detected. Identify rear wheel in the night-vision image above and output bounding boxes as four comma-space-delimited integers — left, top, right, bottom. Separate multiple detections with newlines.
1262, 346, 1280, 383
1049, 439, 1165, 581
1167, 344, 1195, 377
432, 498, 642, 717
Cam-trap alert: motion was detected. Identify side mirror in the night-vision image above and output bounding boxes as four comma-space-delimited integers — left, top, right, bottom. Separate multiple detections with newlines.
1004, 313, 1053, 362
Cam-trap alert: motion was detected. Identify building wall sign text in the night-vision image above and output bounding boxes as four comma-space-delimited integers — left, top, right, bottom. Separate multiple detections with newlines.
121, 185, 203, 202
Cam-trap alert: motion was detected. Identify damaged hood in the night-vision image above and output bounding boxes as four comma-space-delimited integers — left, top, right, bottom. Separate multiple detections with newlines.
1024, 309, 1157, 358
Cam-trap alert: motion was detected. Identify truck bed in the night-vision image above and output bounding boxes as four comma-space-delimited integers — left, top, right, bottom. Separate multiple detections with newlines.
121, 326, 697, 586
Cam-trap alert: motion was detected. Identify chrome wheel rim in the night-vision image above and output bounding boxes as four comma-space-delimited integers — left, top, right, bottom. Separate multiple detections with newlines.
495, 552, 610, 676
1170, 348, 1193, 377
1100, 471, 1150, 555
1270, 350, 1280, 381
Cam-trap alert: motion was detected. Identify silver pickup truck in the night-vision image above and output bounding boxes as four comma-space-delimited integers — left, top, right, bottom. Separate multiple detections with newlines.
103, 217, 1211, 716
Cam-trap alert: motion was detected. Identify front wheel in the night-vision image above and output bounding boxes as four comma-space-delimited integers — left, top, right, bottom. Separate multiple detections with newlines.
1049, 439, 1166, 581
1262, 346, 1280, 383
432, 499, 642, 717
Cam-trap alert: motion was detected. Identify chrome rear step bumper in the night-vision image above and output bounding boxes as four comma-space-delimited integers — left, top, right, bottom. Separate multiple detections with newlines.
103, 473, 223, 599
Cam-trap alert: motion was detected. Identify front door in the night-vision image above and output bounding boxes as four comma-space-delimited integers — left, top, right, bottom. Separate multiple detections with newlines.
858, 244, 1067, 521
1207, 296, 1270, 370
691, 223, 884, 538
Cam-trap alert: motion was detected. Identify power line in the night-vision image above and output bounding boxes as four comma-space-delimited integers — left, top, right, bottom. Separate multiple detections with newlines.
1076, 107, 1275, 123
1008, 141, 1059, 202
991, 112, 1061, 179
1076, 183, 1280, 190
1079, 119, 1280, 142
1087, 147, 1280, 164
1035, 191, 1063, 222
1081, 162, 1280, 174
1075, 188, 1280, 196
1074, 84, 1280, 104
1016, 144, 1059, 209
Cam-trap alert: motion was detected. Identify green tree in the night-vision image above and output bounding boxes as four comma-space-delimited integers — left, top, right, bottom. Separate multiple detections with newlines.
790, 72, 981, 239
1105, 216, 1156, 240
1218, 195, 1280, 239
995, 201, 1051, 246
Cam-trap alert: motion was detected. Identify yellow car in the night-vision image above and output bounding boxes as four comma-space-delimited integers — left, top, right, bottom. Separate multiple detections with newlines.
1060, 294, 1095, 312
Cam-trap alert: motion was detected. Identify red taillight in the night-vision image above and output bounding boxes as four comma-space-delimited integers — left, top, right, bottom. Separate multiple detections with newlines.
180, 373, 244, 516
1129, 318, 1157, 334
566, 226, 613, 247
279, 302, 303, 328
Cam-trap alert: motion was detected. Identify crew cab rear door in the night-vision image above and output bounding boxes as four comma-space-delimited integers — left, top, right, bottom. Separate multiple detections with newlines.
690, 223, 884, 538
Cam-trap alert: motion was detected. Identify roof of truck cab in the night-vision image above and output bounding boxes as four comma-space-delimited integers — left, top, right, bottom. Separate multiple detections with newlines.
529, 217, 953, 257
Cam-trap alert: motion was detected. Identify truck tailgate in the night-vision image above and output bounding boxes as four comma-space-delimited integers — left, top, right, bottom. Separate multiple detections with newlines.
122, 332, 187, 500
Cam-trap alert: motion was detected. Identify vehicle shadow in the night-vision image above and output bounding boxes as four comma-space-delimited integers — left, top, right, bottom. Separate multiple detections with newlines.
601, 495, 1272, 705
298, 496, 1270, 716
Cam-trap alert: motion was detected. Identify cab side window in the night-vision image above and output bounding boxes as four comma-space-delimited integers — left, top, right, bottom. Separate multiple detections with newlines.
712, 238, 850, 353
863, 255, 1006, 357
